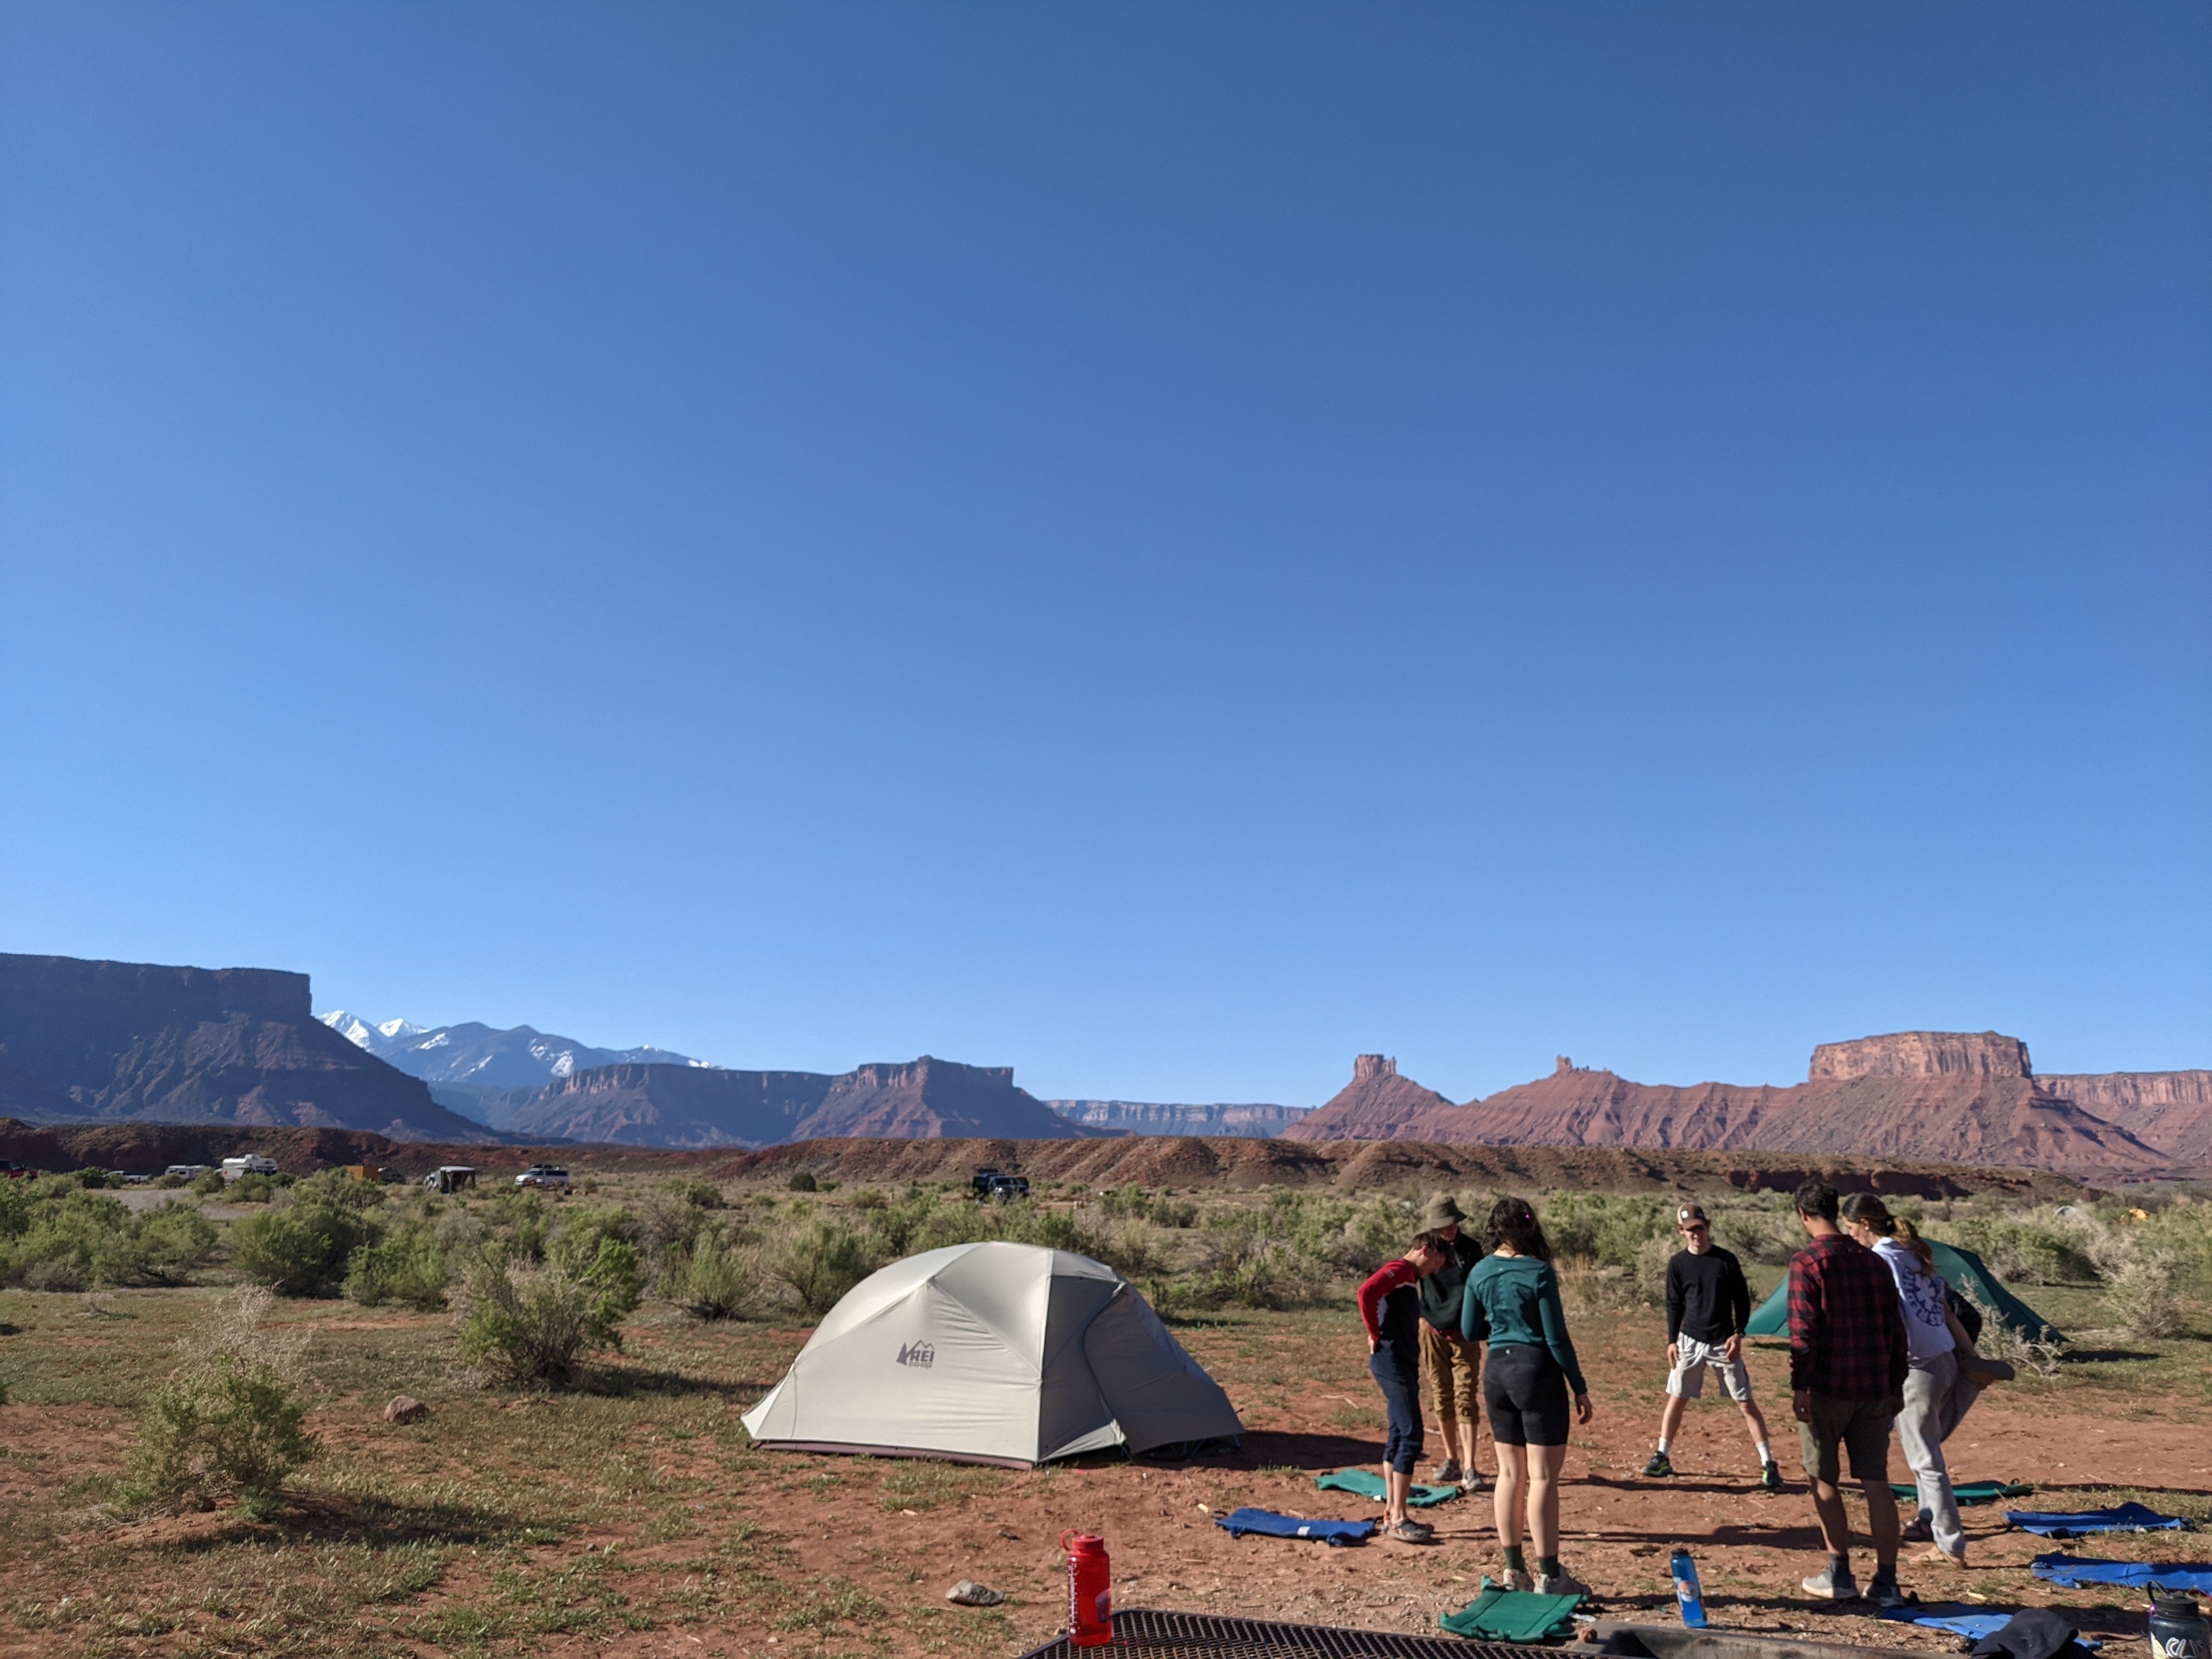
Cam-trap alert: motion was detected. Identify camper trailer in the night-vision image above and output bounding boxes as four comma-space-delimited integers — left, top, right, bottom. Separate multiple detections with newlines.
221, 1155, 279, 1181
425, 1165, 478, 1195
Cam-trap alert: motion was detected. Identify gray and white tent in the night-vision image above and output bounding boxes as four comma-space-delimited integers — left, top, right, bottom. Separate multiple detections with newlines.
740, 1241, 1242, 1467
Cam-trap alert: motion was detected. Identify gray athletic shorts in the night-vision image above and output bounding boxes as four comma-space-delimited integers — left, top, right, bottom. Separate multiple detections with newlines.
1667, 1335, 1754, 1402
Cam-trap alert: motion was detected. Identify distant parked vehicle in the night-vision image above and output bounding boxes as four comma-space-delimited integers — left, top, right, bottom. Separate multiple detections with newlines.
122, 1171, 150, 1184
165, 1164, 212, 1182
0, 1160, 31, 1179
221, 1155, 279, 1181
970, 1169, 1030, 1201
424, 1165, 479, 1195
514, 1166, 571, 1192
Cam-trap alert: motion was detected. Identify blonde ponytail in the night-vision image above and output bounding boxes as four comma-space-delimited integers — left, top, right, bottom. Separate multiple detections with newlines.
1892, 1215, 1936, 1274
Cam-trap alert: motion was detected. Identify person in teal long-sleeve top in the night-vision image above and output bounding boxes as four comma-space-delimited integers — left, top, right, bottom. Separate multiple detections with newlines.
1461, 1197, 1595, 1596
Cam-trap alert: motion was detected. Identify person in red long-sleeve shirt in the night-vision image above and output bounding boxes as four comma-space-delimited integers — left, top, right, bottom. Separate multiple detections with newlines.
1357, 1231, 1453, 1542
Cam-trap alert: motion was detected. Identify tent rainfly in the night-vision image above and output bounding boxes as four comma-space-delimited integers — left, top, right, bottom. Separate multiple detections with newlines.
1744, 1237, 2061, 1343
740, 1241, 1243, 1466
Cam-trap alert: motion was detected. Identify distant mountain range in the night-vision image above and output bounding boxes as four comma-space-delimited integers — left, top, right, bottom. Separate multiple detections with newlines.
1045, 1099, 1311, 1137
11, 955, 2205, 1171
320, 1011, 709, 1089
1283, 1036, 2211, 1178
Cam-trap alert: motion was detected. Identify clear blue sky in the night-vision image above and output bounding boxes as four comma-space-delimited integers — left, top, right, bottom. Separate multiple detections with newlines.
3, 3, 2207, 1105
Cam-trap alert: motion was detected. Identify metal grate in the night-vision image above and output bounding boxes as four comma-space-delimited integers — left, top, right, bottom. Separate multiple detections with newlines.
1014, 1607, 1565, 1658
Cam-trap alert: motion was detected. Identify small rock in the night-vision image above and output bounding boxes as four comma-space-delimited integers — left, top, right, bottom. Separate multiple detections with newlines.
383, 1396, 430, 1424
0, 1322, 20, 1335
946, 1581, 1004, 1607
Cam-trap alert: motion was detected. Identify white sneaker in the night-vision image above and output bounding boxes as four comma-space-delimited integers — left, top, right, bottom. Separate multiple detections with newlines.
1499, 1568, 1534, 1593
1535, 1568, 1589, 1597
1802, 1561, 1860, 1601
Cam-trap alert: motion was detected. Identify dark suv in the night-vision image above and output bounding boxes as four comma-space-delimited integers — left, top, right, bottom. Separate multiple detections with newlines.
970, 1169, 1030, 1201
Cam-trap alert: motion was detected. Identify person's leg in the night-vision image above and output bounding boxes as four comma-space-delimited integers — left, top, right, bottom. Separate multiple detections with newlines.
1385, 1466, 1413, 1526
1898, 1356, 1964, 1559
1421, 1323, 1459, 1480
1801, 1397, 1857, 1588
1492, 1441, 1528, 1549
1851, 1408, 1900, 1575
1657, 1392, 1688, 1446
1809, 1475, 1853, 1555
1526, 1440, 1565, 1560
1451, 1340, 1485, 1480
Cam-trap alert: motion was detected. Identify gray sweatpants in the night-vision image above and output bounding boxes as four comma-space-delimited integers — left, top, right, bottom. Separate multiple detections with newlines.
1898, 1348, 1965, 1556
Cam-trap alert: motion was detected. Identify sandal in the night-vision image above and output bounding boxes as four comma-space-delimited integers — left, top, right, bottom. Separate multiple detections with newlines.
1387, 1519, 1436, 1544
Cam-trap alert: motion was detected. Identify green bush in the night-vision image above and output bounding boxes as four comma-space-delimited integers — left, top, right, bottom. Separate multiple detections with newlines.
0, 1189, 218, 1290
192, 1170, 228, 1198
343, 1227, 450, 1311
120, 1288, 318, 1518
765, 1218, 876, 1316
786, 1171, 818, 1193
227, 1172, 292, 1204
453, 1238, 644, 1386
1936, 1217, 2097, 1285
231, 1197, 381, 1296
663, 1229, 760, 1320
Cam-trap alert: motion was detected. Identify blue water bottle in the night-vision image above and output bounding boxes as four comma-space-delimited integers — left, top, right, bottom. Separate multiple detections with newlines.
1671, 1548, 1709, 1629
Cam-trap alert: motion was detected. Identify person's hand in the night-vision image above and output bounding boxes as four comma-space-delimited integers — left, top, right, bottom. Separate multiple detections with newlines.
1574, 1393, 1594, 1426
1722, 1334, 1742, 1363
1666, 1342, 1680, 1367
1792, 1389, 1812, 1423
1368, 1336, 1380, 1355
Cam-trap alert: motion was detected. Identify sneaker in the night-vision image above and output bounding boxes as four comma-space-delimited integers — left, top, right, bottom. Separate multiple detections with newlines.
1760, 1460, 1784, 1494
1499, 1568, 1534, 1593
1802, 1562, 1860, 1601
1535, 1567, 1590, 1597
1865, 1570, 1909, 1610
1900, 1512, 1934, 1544
1432, 1460, 1463, 1484
1641, 1452, 1675, 1479
1462, 1468, 1488, 1492
1921, 1545, 1967, 1568
1387, 1519, 1436, 1544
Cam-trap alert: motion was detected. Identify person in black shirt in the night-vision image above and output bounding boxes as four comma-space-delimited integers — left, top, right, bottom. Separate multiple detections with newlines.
1640, 1203, 1781, 1491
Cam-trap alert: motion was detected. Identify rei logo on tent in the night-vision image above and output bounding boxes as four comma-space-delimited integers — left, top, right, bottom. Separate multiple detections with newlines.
896, 1341, 936, 1369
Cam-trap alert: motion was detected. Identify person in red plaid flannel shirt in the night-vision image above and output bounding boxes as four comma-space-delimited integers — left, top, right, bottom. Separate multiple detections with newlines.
1787, 1178, 1908, 1607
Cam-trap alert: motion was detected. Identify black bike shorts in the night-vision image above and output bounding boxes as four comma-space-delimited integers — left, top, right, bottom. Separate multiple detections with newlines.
1483, 1343, 1571, 1447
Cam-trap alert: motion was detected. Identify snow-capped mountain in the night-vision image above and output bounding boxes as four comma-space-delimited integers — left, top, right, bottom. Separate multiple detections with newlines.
318, 1010, 710, 1090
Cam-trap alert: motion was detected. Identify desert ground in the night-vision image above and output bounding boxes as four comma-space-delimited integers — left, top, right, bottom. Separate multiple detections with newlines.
3, 1215, 2208, 1659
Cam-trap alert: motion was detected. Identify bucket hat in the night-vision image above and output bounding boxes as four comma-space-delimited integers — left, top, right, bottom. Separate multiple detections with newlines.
1421, 1194, 1468, 1229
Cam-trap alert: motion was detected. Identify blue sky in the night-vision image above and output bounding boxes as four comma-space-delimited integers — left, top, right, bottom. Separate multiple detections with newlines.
3, 3, 2207, 1105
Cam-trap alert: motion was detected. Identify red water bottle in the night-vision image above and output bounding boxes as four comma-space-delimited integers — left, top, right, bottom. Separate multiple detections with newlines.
1062, 1530, 1112, 1646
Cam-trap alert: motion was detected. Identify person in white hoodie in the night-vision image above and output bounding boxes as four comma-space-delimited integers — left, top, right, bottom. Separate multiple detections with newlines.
1841, 1194, 1972, 1567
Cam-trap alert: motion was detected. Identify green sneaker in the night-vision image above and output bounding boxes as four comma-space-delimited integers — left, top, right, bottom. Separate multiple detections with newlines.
1760, 1460, 1783, 1493
1641, 1451, 1675, 1479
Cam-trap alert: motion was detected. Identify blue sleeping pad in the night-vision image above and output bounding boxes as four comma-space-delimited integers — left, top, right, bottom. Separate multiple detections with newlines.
1212, 1508, 1374, 1545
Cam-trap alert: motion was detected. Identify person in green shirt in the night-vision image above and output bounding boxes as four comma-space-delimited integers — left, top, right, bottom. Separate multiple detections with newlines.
1462, 1196, 1595, 1596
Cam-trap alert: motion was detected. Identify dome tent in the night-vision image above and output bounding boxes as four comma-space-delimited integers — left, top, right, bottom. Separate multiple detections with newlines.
741, 1241, 1243, 1467
1743, 1237, 2060, 1342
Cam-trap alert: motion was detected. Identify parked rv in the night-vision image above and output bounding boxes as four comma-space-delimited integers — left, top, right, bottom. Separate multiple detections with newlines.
221, 1155, 279, 1181
425, 1165, 478, 1194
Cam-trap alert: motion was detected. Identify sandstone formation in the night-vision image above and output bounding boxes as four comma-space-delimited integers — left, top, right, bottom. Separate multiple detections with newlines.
1282, 1055, 1460, 1142
2037, 1070, 2212, 1164
1809, 1031, 2032, 1080
0, 953, 493, 1143
484, 1056, 1096, 1148
1284, 1032, 2190, 1179
1047, 1099, 1311, 1137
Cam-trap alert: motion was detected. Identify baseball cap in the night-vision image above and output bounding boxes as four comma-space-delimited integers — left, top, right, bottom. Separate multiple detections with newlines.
1677, 1204, 1708, 1227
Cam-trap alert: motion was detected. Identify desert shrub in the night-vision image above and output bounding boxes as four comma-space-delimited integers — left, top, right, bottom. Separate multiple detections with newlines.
120, 1286, 318, 1518
1543, 1193, 1676, 1268
1717, 1203, 1806, 1267
1936, 1217, 2096, 1285
1961, 1285, 2063, 1379
230, 1193, 381, 1296
787, 1171, 818, 1193
0, 1189, 217, 1289
662, 1177, 725, 1211
343, 1226, 450, 1311
453, 1238, 644, 1386
663, 1228, 761, 1321
150, 1173, 188, 1190
765, 1218, 877, 1316
227, 1172, 291, 1204
192, 1170, 228, 1198
848, 1187, 888, 1211
481, 1188, 556, 1262
2100, 1248, 2190, 1339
